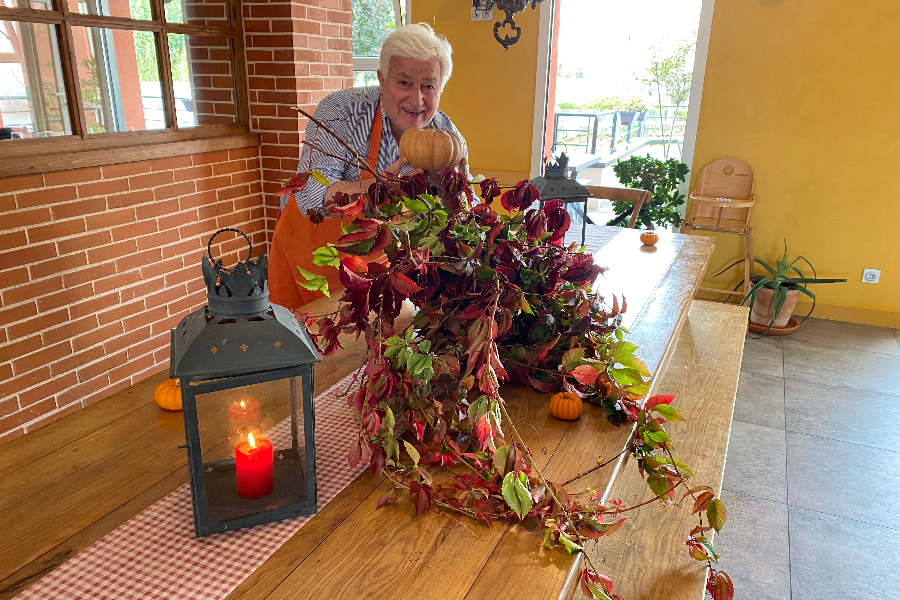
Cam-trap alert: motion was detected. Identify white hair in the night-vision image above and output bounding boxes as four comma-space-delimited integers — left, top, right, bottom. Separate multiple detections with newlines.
379, 23, 453, 90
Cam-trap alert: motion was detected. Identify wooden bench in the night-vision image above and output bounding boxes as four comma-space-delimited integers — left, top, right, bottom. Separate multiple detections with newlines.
573, 300, 749, 600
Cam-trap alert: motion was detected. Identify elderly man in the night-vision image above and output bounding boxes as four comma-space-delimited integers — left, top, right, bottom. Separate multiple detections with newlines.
269, 23, 467, 310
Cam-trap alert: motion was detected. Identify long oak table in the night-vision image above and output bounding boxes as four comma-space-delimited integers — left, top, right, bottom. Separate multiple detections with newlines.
0, 226, 721, 600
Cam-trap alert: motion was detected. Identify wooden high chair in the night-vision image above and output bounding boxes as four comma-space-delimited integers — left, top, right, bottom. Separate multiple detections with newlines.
681, 158, 755, 297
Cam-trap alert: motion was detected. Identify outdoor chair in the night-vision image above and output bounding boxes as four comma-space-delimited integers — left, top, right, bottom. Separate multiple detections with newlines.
585, 185, 650, 232
681, 157, 755, 296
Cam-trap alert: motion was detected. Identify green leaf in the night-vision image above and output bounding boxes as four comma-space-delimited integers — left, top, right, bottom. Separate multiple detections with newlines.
610, 341, 639, 363
625, 382, 650, 396
433, 209, 448, 225
501, 471, 533, 520
652, 404, 685, 422
609, 366, 643, 386
696, 535, 720, 561
417, 339, 432, 353
384, 406, 395, 434
403, 197, 429, 213
562, 347, 585, 372
660, 457, 693, 477
341, 221, 360, 235
493, 444, 511, 477
311, 169, 330, 186
558, 532, 583, 554
311, 244, 339, 267
647, 473, 669, 497
403, 440, 420, 466
707, 498, 727, 532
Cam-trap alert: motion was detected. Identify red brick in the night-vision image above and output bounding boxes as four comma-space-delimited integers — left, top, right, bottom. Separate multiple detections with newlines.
111, 219, 159, 242
1, 275, 63, 307
231, 170, 262, 186
69, 290, 120, 320
73, 321, 124, 352
150, 312, 182, 336
63, 262, 116, 288
123, 305, 167, 332
4, 207, 51, 230
12, 341, 72, 375
83, 377, 130, 407
97, 298, 144, 327
0, 231, 27, 252
144, 284, 186, 310
77, 178, 129, 198
87, 239, 138, 264
167, 291, 205, 317
29, 252, 88, 280
7, 308, 68, 341
77, 350, 127, 382
150, 155, 193, 171
56, 374, 109, 407
119, 278, 158, 303
110, 352, 158, 385
50, 344, 103, 378
216, 209, 252, 229
173, 165, 213, 182
85, 207, 137, 231
17, 372, 78, 409
0, 364, 48, 400
0, 302, 37, 327
192, 150, 230, 166
103, 326, 150, 356
36, 282, 94, 313
102, 160, 151, 179
153, 181, 196, 202
44, 167, 103, 187
27, 218, 87, 244
157, 210, 198, 233
133, 199, 180, 223
126, 332, 168, 361
116, 248, 163, 273
137, 228, 179, 252
43, 314, 99, 347
153, 345, 170, 364
178, 219, 218, 240
194, 175, 232, 192
51, 197, 107, 220
0, 173, 43, 194
0, 426, 26, 445
0, 397, 17, 419
129, 171, 174, 191
216, 184, 251, 202
162, 238, 202, 259
58, 231, 112, 255
0, 193, 16, 213
178, 191, 218, 210
17, 185, 76, 209
92, 272, 141, 296
0, 398, 56, 431
105, 190, 154, 210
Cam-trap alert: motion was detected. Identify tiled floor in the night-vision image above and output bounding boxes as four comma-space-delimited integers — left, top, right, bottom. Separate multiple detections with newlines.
714, 318, 900, 600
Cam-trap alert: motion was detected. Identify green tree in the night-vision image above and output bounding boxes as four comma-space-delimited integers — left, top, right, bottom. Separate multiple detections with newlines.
640, 38, 694, 159
352, 0, 397, 57
611, 154, 688, 230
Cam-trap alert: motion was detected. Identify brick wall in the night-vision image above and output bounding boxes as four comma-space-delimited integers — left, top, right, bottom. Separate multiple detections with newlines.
0, 148, 265, 443
242, 0, 353, 240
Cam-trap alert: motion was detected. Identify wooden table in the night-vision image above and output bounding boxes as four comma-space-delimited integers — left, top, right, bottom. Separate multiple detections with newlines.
0, 226, 722, 600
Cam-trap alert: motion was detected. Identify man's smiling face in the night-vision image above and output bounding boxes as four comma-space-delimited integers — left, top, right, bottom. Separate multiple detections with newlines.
378, 57, 442, 141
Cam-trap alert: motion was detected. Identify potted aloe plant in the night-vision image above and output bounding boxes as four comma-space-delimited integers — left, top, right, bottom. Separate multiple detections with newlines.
715, 241, 846, 335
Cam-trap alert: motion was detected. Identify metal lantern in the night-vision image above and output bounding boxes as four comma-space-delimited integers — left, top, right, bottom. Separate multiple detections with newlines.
530, 153, 591, 244
170, 228, 321, 537
473, 0, 547, 49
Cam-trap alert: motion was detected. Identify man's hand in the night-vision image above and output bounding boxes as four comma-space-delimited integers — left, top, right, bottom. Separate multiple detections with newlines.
385, 157, 423, 178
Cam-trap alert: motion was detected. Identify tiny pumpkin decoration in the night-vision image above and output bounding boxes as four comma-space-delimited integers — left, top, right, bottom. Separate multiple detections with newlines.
640, 230, 659, 246
399, 127, 465, 171
154, 378, 183, 411
548, 391, 583, 420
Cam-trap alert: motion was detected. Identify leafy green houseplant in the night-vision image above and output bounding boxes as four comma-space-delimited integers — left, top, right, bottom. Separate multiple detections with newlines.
277, 106, 735, 600
610, 155, 688, 230
715, 242, 846, 334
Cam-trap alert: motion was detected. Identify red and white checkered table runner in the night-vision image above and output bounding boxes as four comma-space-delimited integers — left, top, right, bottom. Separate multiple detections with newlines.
17, 373, 366, 600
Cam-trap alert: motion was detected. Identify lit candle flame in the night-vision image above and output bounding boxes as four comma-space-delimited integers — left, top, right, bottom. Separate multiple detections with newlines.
240, 400, 246, 409
248, 432, 256, 448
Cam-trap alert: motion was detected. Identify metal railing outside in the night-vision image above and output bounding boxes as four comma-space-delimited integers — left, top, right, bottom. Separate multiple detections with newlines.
551, 105, 688, 157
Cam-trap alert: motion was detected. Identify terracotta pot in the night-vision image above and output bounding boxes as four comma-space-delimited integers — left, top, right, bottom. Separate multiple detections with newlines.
749, 287, 801, 329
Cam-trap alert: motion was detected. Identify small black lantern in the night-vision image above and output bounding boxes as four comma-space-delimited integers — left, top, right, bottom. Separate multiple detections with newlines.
530, 153, 591, 244
170, 228, 321, 537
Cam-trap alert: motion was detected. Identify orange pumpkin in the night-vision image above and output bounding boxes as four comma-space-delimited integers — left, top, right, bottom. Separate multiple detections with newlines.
548, 392, 583, 420
640, 230, 659, 246
399, 127, 465, 171
154, 378, 183, 411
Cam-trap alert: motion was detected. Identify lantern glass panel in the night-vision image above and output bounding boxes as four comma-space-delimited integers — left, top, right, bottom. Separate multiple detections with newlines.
193, 374, 308, 524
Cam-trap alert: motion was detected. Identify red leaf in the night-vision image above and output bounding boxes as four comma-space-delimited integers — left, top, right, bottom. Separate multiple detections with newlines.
692, 491, 715, 514
341, 255, 369, 275
376, 490, 399, 508
275, 172, 311, 196
390, 271, 421, 295
409, 481, 432, 516
333, 194, 366, 216
369, 445, 386, 477
645, 394, 677, 411
707, 569, 735, 600
475, 413, 494, 450
570, 365, 601, 386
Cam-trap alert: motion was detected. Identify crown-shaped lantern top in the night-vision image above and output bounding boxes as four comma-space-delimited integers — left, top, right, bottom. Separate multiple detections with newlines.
543, 152, 571, 179
201, 228, 270, 318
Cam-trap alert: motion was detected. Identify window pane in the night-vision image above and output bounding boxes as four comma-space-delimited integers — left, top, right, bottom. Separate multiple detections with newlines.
165, 0, 230, 28
353, 71, 379, 88
72, 26, 165, 132
352, 0, 397, 58
169, 34, 236, 128
1, 0, 52, 10
0, 21, 72, 139
67, 0, 154, 20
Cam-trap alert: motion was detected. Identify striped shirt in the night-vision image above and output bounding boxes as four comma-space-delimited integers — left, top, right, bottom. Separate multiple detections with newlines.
287, 85, 466, 213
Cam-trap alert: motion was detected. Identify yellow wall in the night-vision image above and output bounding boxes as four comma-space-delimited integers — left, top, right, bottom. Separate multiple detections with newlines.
691, 0, 900, 326
412, 1, 541, 182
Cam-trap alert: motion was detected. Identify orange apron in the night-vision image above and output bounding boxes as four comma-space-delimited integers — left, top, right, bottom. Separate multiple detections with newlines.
269, 101, 384, 311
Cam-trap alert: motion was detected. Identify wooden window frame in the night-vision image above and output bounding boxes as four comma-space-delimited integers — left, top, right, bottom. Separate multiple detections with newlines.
0, 0, 250, 176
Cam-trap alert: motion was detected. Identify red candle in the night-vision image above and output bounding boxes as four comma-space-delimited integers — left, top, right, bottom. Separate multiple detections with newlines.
235, 433, 274, 499
228, 396, 261, 434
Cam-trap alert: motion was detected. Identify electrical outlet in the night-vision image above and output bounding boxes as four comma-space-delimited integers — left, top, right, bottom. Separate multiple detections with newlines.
862, 268, 881, 284
471, 5, 493, 21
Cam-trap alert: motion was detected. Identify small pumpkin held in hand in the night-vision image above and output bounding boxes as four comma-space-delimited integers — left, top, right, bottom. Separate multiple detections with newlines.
548, 392, 583, 420
640, 230, 659, 246
154, 379, 183, 411
400, 127, 465, 171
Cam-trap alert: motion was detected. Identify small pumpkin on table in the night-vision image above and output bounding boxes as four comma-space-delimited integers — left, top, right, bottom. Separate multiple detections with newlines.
548, 391, 584, 421
154, 378, 183, 411
640, 230, 659, 246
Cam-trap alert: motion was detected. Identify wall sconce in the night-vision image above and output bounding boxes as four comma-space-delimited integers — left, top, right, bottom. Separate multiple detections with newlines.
473, 0, 547, 49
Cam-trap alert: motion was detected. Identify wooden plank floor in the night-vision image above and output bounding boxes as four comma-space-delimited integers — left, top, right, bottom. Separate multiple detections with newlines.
0, 227, 719, 600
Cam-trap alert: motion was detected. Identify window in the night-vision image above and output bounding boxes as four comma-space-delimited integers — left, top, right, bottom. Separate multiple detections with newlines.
0, 0, 245, 146
351, 0, 408, 88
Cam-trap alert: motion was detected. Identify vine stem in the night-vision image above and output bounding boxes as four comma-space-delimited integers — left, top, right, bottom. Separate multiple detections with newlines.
291, 106, 382, 181
561, 446, 629, 487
